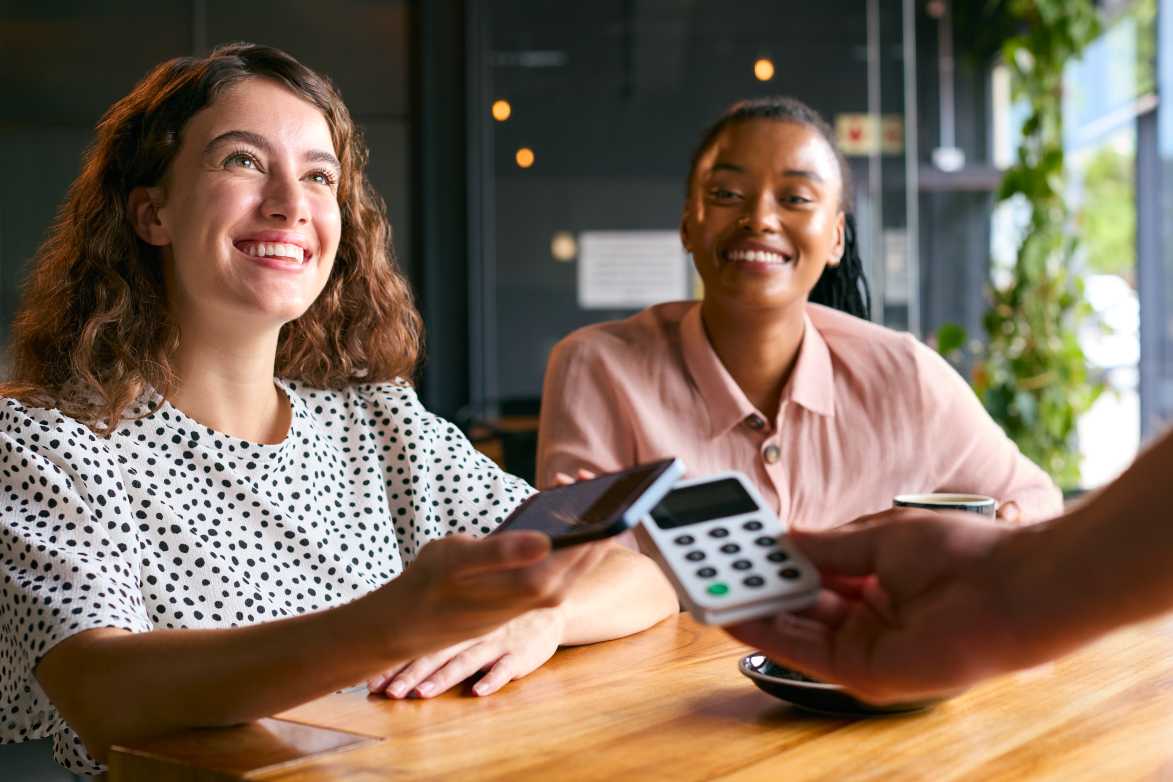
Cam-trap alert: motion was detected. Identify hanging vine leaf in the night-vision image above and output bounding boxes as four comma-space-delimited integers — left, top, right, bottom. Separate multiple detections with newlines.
948, 0, 1103, 488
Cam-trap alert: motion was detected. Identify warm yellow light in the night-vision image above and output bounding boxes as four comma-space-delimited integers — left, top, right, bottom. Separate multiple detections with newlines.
515, 147, 535, 169
550, 231, 577, 262
753, 58, 775, 82
491, 99, 512, 122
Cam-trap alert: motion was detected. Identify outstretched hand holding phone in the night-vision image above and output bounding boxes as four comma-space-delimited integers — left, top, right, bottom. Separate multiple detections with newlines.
35, 527, 607, 761
366, 462, 683, 700
368, 531, 610, 698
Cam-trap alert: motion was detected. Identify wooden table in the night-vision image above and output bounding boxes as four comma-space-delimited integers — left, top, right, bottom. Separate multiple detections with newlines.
108, 613, 1173, 781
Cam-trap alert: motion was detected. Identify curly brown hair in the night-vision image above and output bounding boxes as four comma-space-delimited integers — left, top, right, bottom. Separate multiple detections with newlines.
2, 42, 423, 432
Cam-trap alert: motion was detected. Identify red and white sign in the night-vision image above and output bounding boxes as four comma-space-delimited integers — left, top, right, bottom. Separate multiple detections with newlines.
834, 114, 905, 156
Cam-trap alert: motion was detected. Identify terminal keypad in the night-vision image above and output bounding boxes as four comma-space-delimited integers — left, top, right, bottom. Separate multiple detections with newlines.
664, 517, 811, 605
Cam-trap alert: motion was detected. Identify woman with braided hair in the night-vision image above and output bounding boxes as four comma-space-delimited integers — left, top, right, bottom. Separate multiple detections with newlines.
537, 96, 1060, 531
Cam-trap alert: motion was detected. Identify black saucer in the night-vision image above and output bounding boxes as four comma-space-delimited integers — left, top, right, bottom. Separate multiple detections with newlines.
738, 653, 937, 716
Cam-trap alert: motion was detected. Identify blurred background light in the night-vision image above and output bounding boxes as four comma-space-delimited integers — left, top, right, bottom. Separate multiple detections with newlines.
550, 231, 577, 261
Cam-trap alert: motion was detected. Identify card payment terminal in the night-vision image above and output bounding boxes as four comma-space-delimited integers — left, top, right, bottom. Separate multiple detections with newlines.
641, 472, 821, 625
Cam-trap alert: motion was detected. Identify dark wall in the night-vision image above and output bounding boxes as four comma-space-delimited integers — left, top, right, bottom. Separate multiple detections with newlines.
484, 0, 879, 405
486, 0, 874, 179
0, 0, 413, 354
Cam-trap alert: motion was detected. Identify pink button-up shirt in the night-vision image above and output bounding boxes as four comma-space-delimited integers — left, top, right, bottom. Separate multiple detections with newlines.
536, 301, 1061, 530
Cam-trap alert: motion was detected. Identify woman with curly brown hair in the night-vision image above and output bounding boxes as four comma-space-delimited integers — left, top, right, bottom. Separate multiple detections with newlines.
0, 43, 676, 775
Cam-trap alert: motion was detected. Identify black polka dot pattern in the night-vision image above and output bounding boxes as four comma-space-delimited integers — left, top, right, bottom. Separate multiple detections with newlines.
0, 380, 532, 774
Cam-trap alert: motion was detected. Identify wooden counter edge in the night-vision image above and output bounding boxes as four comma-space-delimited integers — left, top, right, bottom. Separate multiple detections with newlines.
107, 716, 382, 782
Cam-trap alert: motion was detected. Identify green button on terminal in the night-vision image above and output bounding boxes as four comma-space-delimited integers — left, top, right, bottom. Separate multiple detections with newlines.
706, 582, 730, 597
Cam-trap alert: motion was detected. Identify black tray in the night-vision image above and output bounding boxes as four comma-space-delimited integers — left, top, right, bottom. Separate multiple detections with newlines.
739, 653, 938, 716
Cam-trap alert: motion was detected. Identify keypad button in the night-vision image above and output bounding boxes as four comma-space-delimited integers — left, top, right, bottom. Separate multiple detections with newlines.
779, 567, 801, 580
719, 543, 741, 554
763, 444, 781, 464
697, 566, 717, 578
673, 534, 695, 546
742, 520, 764, 532
707, 582, 730, 596
708, 527, 730, 538
755, 536, 776, 547
743, 575, 766, 588
685, 550, 706, 562
732, 559, 752, 571
767, 551, 790, 563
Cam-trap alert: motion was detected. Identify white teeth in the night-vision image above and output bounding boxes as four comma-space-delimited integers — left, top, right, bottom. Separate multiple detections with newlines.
727, 249, 789, 264
239, 241, 306, 263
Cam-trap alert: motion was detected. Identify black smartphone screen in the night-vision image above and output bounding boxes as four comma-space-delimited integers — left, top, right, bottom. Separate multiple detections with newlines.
648, 478, 758, 529
494, 459, 678, 544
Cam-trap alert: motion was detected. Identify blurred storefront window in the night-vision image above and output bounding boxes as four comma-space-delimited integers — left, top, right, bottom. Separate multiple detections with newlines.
986, 0, 1156, 488
1068, 0, 1155, 486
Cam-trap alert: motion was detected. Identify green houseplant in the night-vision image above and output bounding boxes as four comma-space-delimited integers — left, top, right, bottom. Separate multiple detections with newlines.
938, 0, 1104, 488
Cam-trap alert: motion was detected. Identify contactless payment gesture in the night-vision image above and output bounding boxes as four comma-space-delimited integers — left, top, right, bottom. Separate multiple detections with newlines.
494, 458, 685, 548
640, 472, 820, 625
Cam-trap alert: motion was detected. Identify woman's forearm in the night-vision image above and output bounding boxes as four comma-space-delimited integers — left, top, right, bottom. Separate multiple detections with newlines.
554, 545, 678, 645
35, 529, 598, 762
35, 586, 408, 761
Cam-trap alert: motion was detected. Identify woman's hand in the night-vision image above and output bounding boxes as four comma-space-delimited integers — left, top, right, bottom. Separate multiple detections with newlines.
553, 468, 597, 485
367, 607, 565, 699
372, 531, 610, 661
996, 500, 1021, 524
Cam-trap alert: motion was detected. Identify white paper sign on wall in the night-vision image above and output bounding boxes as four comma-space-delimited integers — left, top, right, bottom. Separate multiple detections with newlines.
577, 231, 690, 310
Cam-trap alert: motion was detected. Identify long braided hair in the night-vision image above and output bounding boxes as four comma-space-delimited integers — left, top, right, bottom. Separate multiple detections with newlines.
687, 96, 872, 320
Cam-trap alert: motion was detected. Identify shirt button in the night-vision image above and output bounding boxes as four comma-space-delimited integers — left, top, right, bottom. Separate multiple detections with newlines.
763, 444, 781, 464
746, 415, 766, 430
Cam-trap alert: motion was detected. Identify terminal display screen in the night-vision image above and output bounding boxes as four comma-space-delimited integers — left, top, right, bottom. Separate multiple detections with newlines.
649, 479, 758, 529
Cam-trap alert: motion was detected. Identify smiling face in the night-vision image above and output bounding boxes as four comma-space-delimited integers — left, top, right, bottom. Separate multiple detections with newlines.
682, 119, 846, 316
133, 77, 343, 336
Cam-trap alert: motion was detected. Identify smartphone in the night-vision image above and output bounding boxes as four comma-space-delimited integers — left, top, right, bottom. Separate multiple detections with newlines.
493, 458, 686, 548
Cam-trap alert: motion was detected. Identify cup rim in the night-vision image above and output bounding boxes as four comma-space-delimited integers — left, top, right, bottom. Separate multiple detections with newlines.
894, 493, 996, 507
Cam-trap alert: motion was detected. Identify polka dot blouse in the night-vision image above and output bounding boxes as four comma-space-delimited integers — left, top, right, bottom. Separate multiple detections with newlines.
0, 380, 533, 774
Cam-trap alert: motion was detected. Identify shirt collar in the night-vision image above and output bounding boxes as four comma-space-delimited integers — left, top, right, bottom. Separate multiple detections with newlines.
680, 304, 836, 438
681, 304, 755, 437
785, 310, 836, 419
